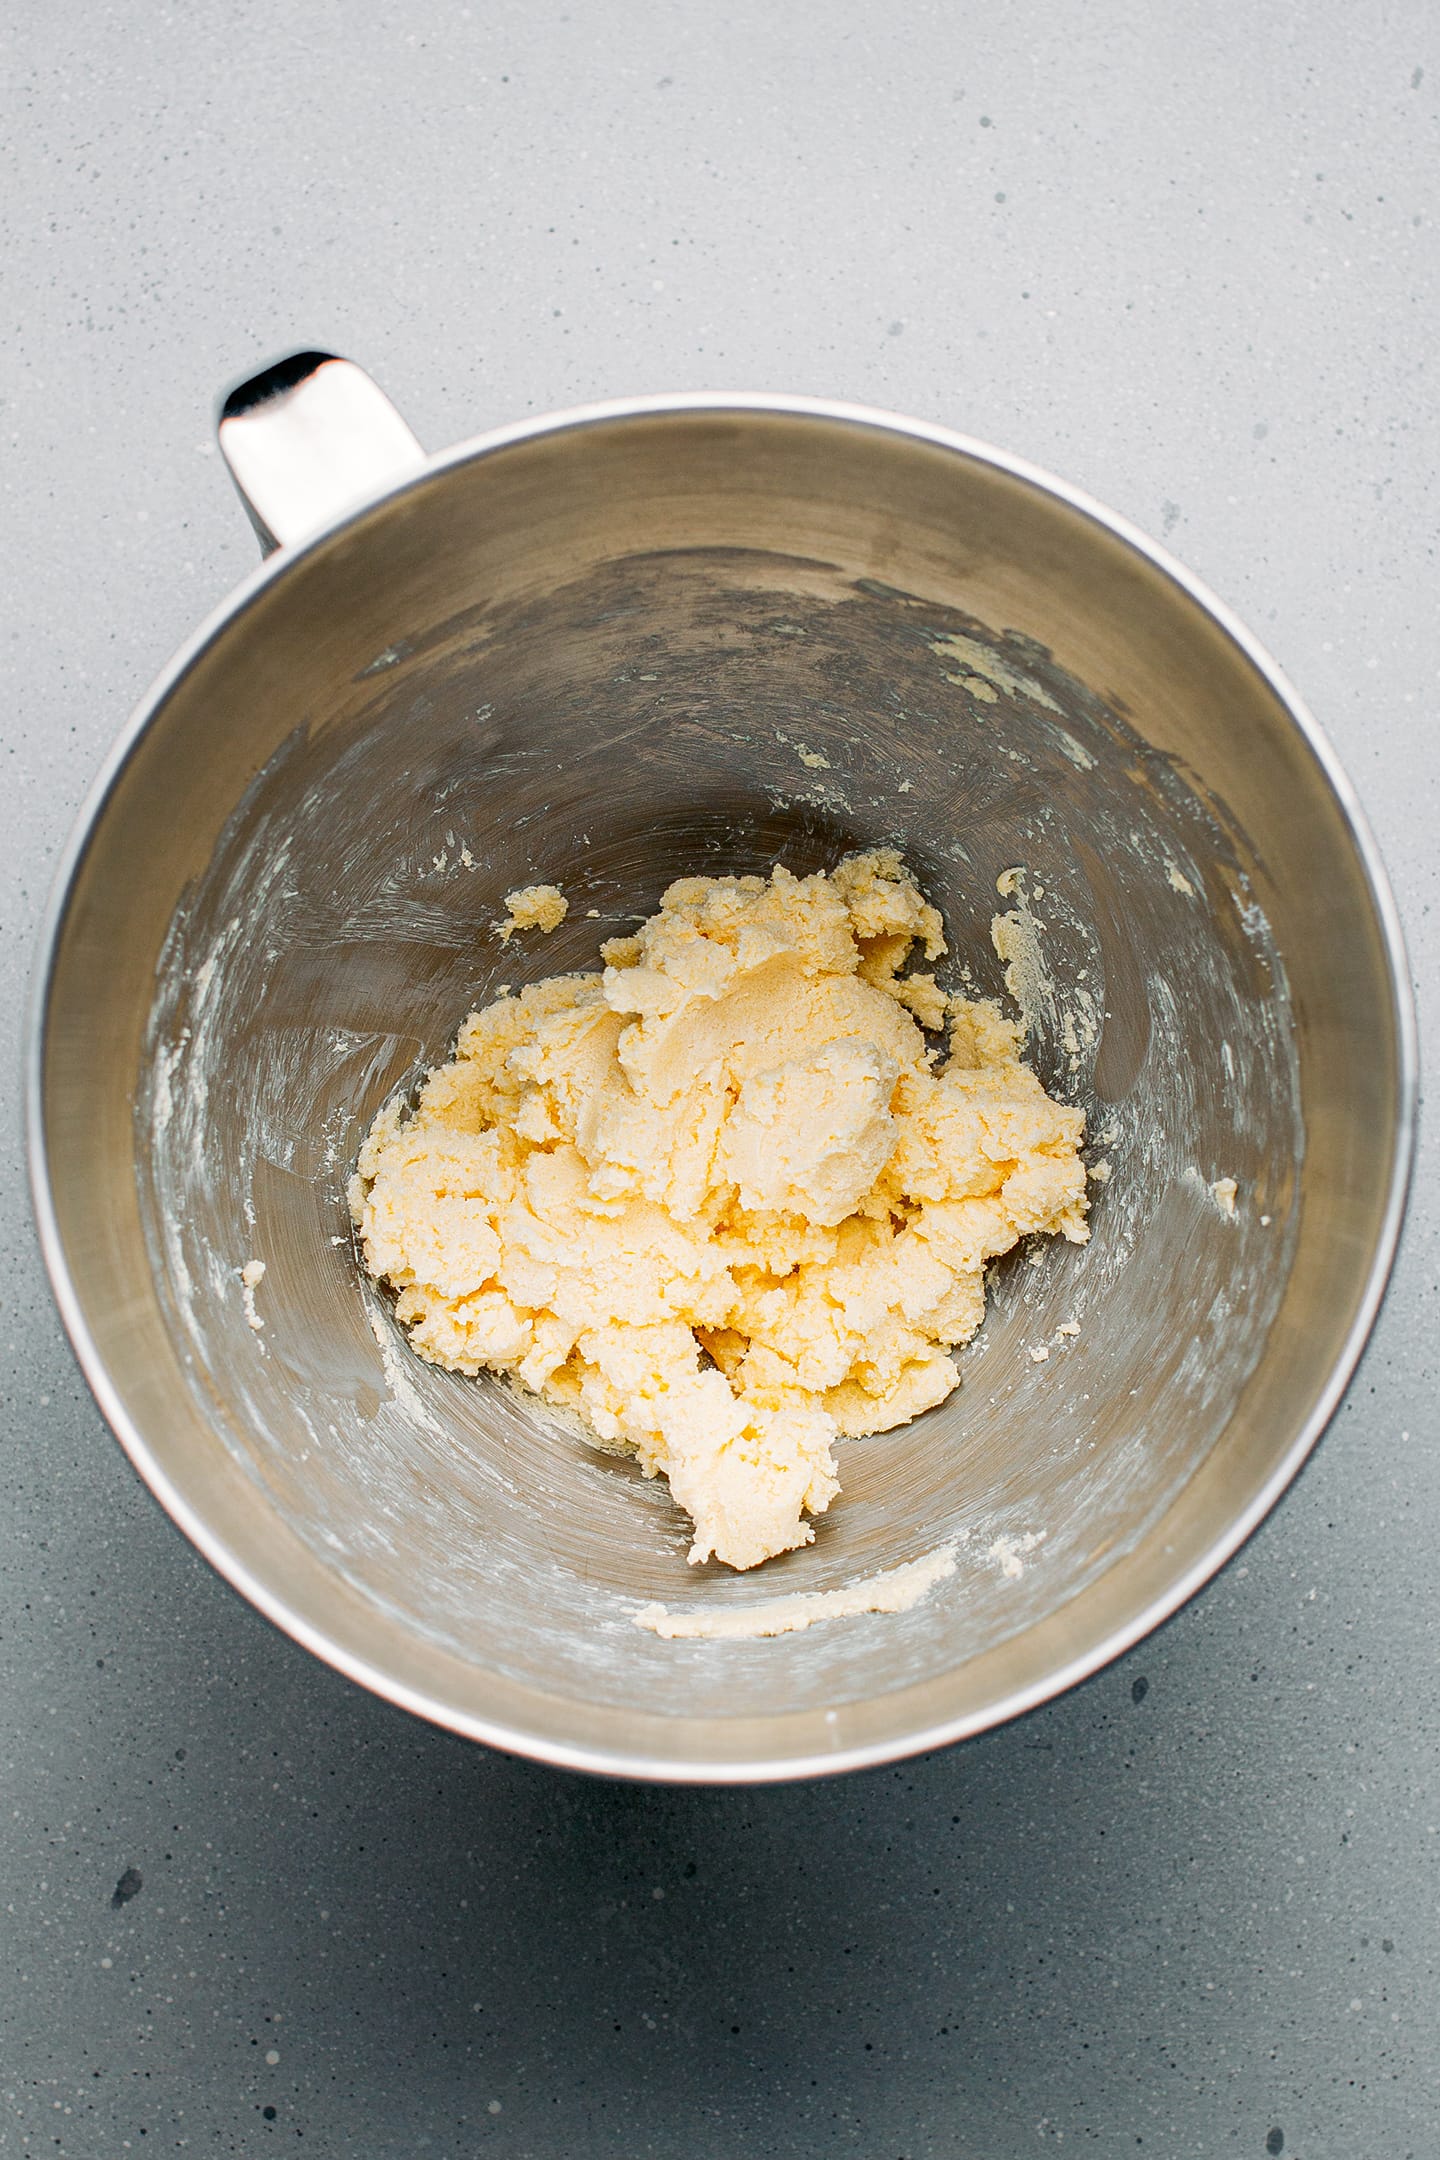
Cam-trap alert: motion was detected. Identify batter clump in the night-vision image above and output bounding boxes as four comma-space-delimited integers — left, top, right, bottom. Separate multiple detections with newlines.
351, 851, 1088, 1570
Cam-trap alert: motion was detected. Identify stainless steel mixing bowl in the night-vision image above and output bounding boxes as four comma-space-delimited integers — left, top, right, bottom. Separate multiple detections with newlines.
28, 353, 1415, 1781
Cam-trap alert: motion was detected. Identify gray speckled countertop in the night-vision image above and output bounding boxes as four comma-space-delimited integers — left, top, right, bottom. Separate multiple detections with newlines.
3, 5, 1437, 2155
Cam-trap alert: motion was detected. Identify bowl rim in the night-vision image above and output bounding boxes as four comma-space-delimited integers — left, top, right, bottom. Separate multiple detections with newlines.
25, 390, 1420, 1782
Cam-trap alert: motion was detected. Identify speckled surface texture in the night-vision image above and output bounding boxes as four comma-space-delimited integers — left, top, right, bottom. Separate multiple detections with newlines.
3, 3, 1437, 2154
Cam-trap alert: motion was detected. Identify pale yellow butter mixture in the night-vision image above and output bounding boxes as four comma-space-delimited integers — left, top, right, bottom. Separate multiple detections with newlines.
495, 882, 567, 943
351, 852, 1088, 1571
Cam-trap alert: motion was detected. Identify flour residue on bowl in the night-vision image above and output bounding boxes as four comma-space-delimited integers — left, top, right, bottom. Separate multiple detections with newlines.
929, 631, 1062, 714
633, 1540, 958, 1640
1183, 1166, 1240, 1218
365, 1305, 454, 1444
990, 867, 1100, 1083
239, 1259, 267, 1332
987, 1529, 1046, 1580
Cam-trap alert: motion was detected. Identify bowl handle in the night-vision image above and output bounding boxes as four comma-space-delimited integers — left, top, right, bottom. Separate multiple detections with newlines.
216, 350, 426, 555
